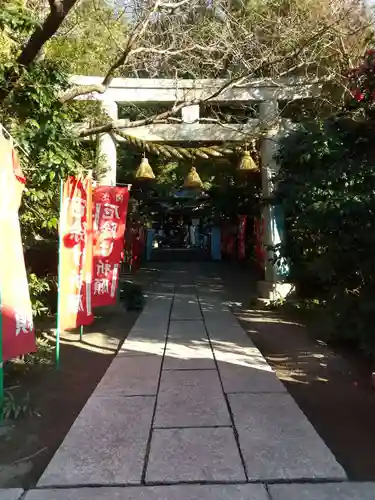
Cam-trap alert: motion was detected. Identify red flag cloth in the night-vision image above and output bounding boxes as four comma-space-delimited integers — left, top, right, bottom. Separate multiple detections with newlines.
58, 176, 94, 331
238, 215, 247, 260
0, 136, 36, 361
92, 186, 130, 307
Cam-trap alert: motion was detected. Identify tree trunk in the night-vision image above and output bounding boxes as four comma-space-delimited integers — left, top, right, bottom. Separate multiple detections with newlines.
0, 0, 79, 104
17, 0, 79, 67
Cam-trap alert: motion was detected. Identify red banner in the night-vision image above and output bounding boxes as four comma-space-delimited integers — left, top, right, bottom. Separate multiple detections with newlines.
92, 186, 130, 307
238, 215, 246, 260
58, 176, 94, 331
0, 136, 36, 361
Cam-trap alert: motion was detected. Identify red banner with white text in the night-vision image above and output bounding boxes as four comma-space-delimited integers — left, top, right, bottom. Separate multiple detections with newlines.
92, 186, 130, 307
58, 176, 94, 331
0, 136, 36, 361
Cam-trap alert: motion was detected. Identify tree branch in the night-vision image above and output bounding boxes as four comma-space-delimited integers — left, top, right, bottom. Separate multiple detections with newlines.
18, 0, 78, 68
0, 0, 79, 104
59, 0, 193, 104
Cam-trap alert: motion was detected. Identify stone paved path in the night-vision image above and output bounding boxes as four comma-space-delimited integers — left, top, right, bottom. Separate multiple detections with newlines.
6, 266, 375, 499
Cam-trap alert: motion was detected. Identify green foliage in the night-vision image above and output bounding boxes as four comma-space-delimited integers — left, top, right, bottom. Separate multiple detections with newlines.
1, 388, 39, 420
28, 273, 54, 317
45, 0, 129, 75
277, 118, 375, 353
0, 0, 38, 63
119, 281, 144, 311
22, 337, 54, 365
0, 2, 96, 318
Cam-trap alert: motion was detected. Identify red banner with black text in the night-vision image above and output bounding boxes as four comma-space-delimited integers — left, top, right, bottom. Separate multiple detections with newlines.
58, 176, 94, 332
92, 186, 130, 307
0, 136, 36, 361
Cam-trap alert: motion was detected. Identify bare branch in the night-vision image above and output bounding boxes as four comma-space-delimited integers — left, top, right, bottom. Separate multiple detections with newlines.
59, 0, 194, 103
76, 12, 346, 138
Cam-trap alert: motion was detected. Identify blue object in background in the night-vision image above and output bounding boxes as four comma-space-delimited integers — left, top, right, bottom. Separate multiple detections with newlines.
211, 226, 221, 261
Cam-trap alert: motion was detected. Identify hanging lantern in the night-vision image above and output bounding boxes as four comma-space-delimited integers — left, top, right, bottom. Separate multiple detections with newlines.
183, 166, 203, 189
135, 156, 155, 180
237, 150, 258, 172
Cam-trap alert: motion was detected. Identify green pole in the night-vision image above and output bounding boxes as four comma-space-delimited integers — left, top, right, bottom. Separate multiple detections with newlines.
80, 325, 83, 342
56, 178, 64, 369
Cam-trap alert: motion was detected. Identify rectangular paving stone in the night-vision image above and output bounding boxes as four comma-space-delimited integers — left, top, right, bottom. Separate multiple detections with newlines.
132, 315, 170, 333
203, 312, 250, 339
217, 361, 286, 393
0, 490, 23, 500
229, 393, 346, 481
168, 320, 207, 341
146, 427, 246, 483
205, 322, 249, 343
268, 483, 375, 500
198, 301, 234, 319
131, 317, 169, 332
212, 342, 286, 394
164, 320, 214, 370
95, 356, 162, 396
154, 370, 230, 427
199, 304, 250, 344
117, 336, 166, 357
144, 292, 174, 305
25, 484, 268, 500
117, 306, 169, 357
38, 396, 155, 486
175, 284, 196, 295
164, 339, 215, 370
171, 296, 202, 320
136, 297, 172, 326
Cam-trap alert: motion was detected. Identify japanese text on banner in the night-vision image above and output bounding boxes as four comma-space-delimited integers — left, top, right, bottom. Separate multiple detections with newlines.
92, 186, 129, 308
0, 136, 36, 361
58, 176, 93, 331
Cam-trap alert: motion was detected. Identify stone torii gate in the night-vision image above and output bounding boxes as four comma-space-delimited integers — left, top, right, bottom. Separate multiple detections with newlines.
72, 75, 321, 300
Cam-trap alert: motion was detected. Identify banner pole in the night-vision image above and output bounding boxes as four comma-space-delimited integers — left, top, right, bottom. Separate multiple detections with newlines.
56, 178, 64, 369
0, 290, 3, 420
80, 325, 83, 342
0, 129, 2, 419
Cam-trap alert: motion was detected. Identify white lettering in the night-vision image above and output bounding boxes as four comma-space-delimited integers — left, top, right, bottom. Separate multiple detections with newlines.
102, 203, 120, 220
15, 312, 33, 335
101, 221, 118, 238
67, 293, 84, 313
96, 260, 112, 276
93, 278, 110, 295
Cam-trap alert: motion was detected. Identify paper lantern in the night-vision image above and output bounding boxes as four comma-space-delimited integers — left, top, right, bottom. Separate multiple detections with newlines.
135, 156, 155, 180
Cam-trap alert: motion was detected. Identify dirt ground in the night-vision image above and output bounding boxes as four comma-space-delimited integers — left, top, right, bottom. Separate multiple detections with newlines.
219, 263, 375, 481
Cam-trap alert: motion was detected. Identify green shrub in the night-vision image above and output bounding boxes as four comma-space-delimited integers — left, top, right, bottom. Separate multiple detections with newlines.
277, 118, 375, 353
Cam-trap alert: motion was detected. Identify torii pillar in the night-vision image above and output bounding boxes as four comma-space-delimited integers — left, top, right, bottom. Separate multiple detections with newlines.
97, 100, 118, 186
257, 100, 292, 300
